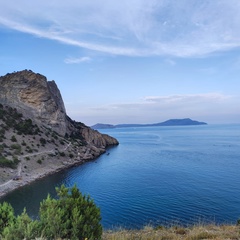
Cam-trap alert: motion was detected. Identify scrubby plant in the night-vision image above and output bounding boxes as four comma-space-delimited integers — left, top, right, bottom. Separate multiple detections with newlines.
0, 202, 15, 235
10, 144, 21, 155
39, 138, 47, 146
0, 185, 102, 240
2, 209, 40, 240
39, 184, 102, 239
37, 159, 42, 164
0, 156, 19, 169
10, 135, 17, 142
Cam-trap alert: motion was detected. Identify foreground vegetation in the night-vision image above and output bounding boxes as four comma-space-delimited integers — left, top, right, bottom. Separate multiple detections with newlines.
103, 224, 240, 240
0, 185, 102, 240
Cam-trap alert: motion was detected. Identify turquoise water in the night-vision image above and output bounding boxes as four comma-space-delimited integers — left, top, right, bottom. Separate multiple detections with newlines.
1, 124, 240, 229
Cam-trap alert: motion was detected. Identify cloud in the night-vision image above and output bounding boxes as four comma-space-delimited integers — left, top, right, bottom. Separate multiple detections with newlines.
143, 93, 230, 104
64, 56, 92, 64
80, 93, 239, 124
1, 1, 240, 57
91, 93, 232, 110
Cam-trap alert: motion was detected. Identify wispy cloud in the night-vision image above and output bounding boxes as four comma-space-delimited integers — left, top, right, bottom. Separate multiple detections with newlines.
64, 57, 92, 64
83, 93, 238, 124
1, 1, 240, 57
143, 93, 230, 104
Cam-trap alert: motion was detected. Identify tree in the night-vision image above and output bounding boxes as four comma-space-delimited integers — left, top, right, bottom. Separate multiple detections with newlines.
39, 184, 102, 240
0, 202, 15, 235
2, 209, 40, 240
0, 185, 102, 239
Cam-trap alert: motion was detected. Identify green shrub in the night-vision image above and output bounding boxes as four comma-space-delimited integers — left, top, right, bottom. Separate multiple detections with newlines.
0, 185, 102, 240
0, 202, 15, 235
15, 119, 38, 135
10, 135, 17, 142
10, 144, 21, 155
2, 209, 40, 240
39, 138, 46, 145
0, 156, 19, 169
37, 159, 42, 164
39, 185, 102, 239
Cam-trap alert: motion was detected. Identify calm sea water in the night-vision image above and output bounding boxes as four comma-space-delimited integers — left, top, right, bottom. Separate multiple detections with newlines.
1, 124, 240, 229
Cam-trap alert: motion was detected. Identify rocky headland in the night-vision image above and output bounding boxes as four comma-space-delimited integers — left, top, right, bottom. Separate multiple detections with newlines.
0, 70, 118, 197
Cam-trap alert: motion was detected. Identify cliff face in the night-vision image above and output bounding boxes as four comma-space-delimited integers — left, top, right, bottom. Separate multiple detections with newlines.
0, 69, 118, 149
0, 70, 67, 135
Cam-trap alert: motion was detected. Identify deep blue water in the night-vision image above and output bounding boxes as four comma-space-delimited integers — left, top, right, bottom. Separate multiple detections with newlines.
1, 124, 240, 229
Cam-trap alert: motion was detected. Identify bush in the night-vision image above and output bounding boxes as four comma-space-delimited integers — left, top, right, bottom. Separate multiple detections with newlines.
0, 185, 102, 240
0, 202, 15, 235
37, 159, 42, 164
10, 135, 17, 142
39, 138, 46, 146
39, 184, 102, 239
2, 209, 40, 240
0, 156, 19, 169
10, 144, 21, 155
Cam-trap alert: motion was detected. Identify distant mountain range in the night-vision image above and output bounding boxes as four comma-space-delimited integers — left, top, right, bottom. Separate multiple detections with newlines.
91, 118, 207, 130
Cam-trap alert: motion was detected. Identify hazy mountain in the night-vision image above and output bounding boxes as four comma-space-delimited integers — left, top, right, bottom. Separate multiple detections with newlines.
91, 118, 207, 129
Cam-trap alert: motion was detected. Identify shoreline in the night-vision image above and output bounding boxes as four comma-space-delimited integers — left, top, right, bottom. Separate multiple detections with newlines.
0, 150, 105, 199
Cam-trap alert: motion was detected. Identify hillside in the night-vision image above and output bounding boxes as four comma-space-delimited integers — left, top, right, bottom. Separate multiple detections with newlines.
0, 70, 118, 197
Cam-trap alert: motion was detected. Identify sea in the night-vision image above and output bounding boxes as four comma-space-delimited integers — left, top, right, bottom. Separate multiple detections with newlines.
1, 124, 240, 229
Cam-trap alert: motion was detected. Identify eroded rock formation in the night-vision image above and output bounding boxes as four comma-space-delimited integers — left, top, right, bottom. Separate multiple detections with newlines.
0, 69, 118, 150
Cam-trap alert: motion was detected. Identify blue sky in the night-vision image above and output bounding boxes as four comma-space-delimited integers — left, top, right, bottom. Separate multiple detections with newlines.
0, 0, 240, 125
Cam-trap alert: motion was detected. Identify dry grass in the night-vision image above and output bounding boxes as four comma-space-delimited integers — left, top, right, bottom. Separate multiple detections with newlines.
102, 224, 240, 240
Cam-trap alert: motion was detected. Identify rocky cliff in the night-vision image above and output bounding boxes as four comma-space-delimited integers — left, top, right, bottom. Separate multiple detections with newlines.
0, 70, 67, 135
0, 70, 118, 196
0, 70, 118, 146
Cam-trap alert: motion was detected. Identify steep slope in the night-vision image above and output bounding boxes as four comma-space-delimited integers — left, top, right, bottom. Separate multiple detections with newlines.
0, 70, 118, 197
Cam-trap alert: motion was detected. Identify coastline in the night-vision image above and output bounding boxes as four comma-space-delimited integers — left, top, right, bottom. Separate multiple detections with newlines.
0, 147, 107, 199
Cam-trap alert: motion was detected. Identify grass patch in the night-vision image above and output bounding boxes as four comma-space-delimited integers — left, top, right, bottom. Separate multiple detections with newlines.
102, 224, 240, 240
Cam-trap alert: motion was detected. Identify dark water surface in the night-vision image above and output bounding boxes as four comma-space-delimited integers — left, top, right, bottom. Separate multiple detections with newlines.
1, 124, 240, 229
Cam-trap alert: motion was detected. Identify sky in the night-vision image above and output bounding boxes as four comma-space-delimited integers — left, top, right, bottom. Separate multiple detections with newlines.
0, 0, 240, 126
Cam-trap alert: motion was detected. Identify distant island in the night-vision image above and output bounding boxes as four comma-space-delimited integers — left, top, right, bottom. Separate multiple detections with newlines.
91, 118, 207, 129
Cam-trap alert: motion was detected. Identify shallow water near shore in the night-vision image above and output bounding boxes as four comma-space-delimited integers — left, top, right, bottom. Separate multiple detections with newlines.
1, 124, 240, 229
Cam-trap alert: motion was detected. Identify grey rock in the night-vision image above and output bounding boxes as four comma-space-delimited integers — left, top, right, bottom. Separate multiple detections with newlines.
0, 69, 118, 150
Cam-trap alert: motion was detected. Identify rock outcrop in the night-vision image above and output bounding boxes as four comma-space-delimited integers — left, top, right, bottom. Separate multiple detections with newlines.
0, 69, 118, 147
0, 69, 118, 160
0, 70, 67, 135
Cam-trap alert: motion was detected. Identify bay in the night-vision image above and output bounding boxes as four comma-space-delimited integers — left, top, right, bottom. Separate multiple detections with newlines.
1, 124, 240, 229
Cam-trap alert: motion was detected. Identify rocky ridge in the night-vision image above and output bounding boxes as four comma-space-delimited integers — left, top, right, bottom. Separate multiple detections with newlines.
0, 70, 118, 197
